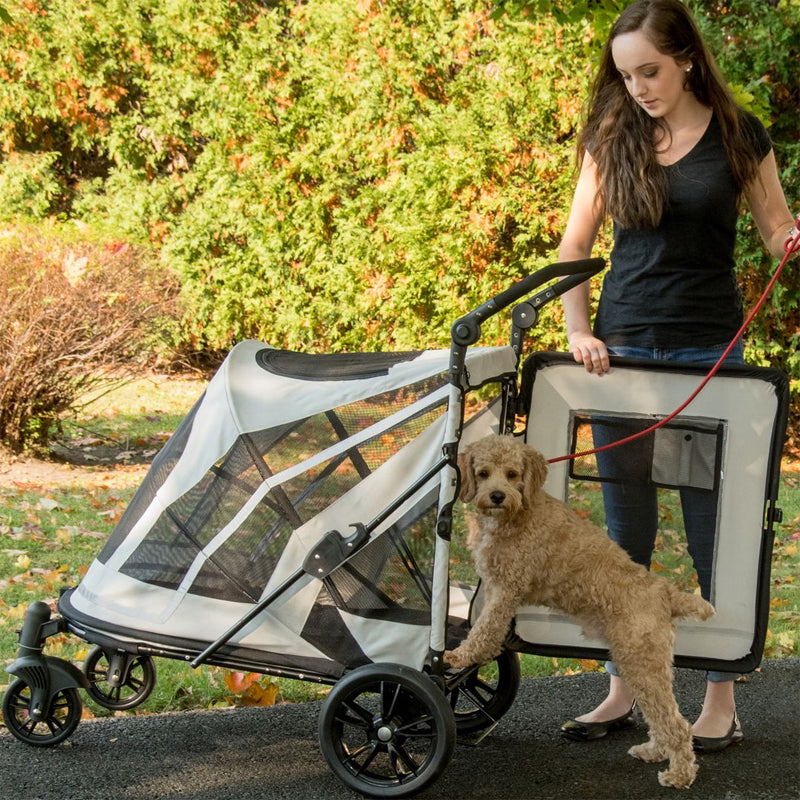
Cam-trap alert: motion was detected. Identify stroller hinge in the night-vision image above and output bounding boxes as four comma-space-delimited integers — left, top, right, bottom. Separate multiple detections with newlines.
302, 524, 370, 579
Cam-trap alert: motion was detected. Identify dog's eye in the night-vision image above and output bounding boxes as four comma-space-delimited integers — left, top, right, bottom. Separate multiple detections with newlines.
506, 470, 519, 480
476, 469, 489, 479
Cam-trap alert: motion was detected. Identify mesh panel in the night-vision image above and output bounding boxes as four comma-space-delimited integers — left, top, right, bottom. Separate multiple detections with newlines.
275, 402, 445, 526
189, 511, 294, 602
322, 503, 439, 625
120, 438, 293, 601
117, 519, 199, 590
97, 398, 202, 563
167, 437, 267, 549
117, 377, 447, 603
569, 413, 723, 490
301, 586, 372, 669
264, 375, 447, 476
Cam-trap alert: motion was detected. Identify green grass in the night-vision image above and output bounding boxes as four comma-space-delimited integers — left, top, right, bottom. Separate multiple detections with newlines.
1, 374, 798, 722
56, 373, 204, 458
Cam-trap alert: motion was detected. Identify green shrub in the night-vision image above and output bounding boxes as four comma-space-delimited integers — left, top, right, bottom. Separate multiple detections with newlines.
0, 152, 62, 219
0, 0, 796, 407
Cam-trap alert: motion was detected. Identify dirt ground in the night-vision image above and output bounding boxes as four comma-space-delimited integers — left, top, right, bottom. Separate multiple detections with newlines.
0, 447, 152, 489
0, 431, 797, 489
1, 450, 798, 489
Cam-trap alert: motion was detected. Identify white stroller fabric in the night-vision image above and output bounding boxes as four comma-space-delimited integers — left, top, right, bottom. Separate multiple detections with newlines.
66, 340, 516, 675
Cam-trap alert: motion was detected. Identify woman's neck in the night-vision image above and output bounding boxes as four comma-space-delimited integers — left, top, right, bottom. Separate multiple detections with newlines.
655, 98, 713, 166
662, 95, 712, 133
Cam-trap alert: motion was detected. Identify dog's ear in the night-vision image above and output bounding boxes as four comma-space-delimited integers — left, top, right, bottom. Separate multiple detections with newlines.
457, 445, 476, 503
522, 443, 548, 505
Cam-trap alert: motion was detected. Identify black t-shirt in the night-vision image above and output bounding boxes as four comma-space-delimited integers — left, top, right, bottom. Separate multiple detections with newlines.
594, 112, 772, 348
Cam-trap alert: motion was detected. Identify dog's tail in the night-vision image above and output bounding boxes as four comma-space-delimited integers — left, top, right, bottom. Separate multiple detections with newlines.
668, 585, 715, 621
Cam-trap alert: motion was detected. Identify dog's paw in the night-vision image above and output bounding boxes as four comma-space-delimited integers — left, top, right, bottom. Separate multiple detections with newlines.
443, 648, 473, 670
629, 741, 667, 763
657, 763, 697, 790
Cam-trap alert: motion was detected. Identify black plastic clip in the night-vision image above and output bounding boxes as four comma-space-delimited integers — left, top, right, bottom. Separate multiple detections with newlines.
302, 524, 370, 579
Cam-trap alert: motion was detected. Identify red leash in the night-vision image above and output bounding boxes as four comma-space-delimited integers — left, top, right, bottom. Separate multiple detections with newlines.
547, 217, 800, 465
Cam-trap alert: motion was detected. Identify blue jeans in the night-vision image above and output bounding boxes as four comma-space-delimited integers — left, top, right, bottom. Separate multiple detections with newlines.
600, 342, 743, 683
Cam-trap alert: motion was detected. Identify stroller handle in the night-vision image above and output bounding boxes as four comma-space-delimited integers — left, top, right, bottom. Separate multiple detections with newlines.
450, 257, 605, 347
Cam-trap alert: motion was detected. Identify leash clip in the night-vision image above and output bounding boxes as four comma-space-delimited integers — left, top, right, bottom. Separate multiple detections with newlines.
784, 213, 800, 254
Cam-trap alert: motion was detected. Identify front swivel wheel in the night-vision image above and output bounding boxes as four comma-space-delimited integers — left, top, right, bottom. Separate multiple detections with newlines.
82, 647, 156, 710
2, 678, 82, 746
319, 663, 456, 798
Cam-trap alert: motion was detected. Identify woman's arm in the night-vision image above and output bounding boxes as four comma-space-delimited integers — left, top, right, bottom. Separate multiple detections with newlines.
746, 149, 795, 259
559, 152, 609, 374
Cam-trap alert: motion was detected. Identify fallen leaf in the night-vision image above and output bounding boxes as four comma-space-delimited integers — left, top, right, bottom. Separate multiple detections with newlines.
14, 554, 31, 571
6, 604, 28, 620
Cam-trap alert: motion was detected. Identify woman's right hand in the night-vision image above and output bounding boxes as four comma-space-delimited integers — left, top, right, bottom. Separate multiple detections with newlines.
567, 331, 611, 375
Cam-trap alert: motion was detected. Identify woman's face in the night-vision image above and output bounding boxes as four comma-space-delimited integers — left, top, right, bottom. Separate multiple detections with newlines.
611, 29, 691, 120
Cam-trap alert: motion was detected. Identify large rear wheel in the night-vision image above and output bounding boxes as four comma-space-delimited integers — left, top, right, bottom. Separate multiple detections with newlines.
446, 649, 520, 738
319, 663, 456, 798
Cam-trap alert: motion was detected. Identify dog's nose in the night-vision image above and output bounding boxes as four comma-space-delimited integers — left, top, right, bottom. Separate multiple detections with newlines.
490, 491, 505, 505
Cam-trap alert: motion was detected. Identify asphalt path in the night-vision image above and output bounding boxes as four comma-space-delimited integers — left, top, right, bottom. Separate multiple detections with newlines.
2, 658, 798, 800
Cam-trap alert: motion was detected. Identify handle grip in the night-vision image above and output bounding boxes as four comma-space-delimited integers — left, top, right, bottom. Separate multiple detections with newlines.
451, 257, 604, 346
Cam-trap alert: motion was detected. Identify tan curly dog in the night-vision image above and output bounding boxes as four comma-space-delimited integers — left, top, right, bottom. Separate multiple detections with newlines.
445, 434, 715, 789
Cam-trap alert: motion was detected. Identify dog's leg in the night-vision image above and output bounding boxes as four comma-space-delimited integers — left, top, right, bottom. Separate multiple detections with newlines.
630, 690, 696, 789
444, 585, 518, 668
610, 623, 698, 789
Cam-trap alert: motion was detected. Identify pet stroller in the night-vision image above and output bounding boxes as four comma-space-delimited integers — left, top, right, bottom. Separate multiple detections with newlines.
3, 259, 789, 798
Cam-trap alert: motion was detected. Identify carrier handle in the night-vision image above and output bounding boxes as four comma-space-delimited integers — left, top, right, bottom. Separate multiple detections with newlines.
450, 258, 604, 347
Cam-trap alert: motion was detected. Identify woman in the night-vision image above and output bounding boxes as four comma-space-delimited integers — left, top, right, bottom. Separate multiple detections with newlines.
557, 0, 796, 752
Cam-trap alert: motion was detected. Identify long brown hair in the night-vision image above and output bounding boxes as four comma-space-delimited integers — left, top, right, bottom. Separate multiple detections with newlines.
579, 0, 764, 229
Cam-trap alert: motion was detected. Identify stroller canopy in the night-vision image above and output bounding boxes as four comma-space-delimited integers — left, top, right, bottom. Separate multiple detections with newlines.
63, 340, 515, 676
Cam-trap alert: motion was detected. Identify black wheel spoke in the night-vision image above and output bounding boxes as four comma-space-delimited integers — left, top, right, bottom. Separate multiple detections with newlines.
345, 742, 379, 775
11, 696, 27, 713
46, 716, 65, 735
471, 675, 497, 699
460, 682, 495, 710
126, 674, 144, 691
21, 718, 37, 735
395, 715, 435, 739
389, 742, 421, 779
381, 681, 401, 719
51, 695, 70, 711
337, 698, 373, 728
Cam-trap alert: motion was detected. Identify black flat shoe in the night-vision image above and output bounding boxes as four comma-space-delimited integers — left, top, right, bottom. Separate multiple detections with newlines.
560, 703, 637, 742
692, 715, 743, 753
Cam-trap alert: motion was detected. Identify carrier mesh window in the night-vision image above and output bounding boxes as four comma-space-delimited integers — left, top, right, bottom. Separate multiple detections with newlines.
265, 375, 447, 476
569, 413, 724, 491
274, 402, 445, 526
118, 377, 447, 602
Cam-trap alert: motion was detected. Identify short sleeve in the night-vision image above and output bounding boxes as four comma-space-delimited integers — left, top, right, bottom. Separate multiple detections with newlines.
742, 112, 773, 161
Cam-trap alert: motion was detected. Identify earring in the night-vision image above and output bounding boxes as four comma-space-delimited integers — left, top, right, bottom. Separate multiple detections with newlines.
685, 65, 692, 73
